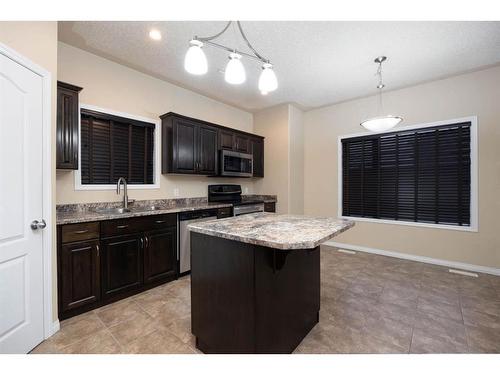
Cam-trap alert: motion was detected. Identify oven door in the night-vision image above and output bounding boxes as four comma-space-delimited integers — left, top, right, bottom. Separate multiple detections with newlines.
220, 150, 253, 177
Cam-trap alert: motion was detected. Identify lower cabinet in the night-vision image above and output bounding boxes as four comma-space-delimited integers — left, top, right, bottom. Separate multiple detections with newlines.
144, 227, 177, 284
57, 213, 178, 320
101, 234, 144, 300
60, 240, 100, 313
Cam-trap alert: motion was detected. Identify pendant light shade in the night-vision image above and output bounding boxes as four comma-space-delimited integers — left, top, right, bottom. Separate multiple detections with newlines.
360, 56, 403, 132
225, 53, 246, 84
360, 115, 403, 132
258, 63, 278, 93
184, 40, 208, 75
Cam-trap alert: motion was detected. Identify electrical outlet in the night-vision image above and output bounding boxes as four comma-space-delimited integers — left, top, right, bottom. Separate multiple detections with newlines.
173, 188, 180, 197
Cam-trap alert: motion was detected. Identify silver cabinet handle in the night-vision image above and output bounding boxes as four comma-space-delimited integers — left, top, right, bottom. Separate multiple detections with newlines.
30, 219, 47, 230
74, 230, 89, 234
140, 237, 144, 249
145, 236, 149, 248
155, 220, 165, 224
96, 244, 100, 257
116, 224, 129, 229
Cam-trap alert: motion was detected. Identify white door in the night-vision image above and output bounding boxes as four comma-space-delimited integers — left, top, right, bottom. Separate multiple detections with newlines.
0, 51, 45, 353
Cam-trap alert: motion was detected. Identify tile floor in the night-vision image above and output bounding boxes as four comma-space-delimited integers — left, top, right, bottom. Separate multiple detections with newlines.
31, 246, 500, 354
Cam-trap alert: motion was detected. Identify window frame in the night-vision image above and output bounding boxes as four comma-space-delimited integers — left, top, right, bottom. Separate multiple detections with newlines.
337, 116, 478, 232
74, 103, 161, 190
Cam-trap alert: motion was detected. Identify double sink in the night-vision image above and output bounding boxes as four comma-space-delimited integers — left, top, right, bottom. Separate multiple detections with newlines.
92, 205, 162, 215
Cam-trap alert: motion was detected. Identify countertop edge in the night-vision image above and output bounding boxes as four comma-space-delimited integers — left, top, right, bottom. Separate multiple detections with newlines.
188, 219, 355, 250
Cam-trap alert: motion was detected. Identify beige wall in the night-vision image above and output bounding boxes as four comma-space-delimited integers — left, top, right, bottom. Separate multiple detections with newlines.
289, 105, 304, 214
253, 103, 304, 214
254, 104, 290, 213
304, 65, 500, 269
56, 42, 256, 204
0, 22, 59, 322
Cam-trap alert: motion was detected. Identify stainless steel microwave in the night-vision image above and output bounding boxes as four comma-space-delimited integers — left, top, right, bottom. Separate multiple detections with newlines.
220, 150, 253, 177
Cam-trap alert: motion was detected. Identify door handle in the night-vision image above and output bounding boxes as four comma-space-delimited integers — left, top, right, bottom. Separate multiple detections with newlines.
30, 219, 47, 230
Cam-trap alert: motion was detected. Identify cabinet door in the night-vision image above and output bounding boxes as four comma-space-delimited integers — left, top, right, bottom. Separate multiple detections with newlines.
219, 130, 235, 150
101, 234, 143, 300
234, 134, 250, 153
198, 124, 218, 175
144, 227, 177, 284
250, 137, 264, 177
56, 81, 82, 169
60, 240, 100, 312
172, 118, 197, 173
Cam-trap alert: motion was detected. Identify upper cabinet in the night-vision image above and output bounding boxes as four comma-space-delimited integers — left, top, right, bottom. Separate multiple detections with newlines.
161, 113, 218, 175
161, 112, 264, 177
250, 137, 264, 177
56, 81, 82, 170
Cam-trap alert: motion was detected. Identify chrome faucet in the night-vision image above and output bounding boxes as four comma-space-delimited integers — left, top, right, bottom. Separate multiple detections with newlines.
116, 177, 130, 212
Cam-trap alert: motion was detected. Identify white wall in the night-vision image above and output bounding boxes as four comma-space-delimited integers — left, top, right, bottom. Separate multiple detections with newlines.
304, 65, 500, 269
56, 42, 256, 204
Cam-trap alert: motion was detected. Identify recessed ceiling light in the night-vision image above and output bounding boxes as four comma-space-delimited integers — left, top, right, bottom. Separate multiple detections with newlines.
149, 29, 162, 41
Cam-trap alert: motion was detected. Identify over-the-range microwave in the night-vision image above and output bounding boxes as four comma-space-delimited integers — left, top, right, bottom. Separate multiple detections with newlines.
219, 149, 253, 177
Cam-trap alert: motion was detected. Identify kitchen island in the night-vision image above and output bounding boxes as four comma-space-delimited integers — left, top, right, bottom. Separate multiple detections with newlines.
188, 213, 354, 354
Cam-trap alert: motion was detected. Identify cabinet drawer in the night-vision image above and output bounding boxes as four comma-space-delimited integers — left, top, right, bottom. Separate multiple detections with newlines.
61, 222, 100, 243
264, 202, 276, 213
217, 207, 233, 218
141, 214, 177, 230
101, 217, 144, 237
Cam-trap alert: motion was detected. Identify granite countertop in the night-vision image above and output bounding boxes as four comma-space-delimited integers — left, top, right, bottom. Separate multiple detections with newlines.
56, 195, 277, 225
187, 213, 354, 250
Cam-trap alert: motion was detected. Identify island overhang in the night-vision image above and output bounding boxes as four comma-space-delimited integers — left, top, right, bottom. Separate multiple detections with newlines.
187, 212, 355, 250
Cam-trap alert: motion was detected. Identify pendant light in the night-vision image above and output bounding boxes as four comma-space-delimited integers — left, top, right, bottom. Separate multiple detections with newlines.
184, 21, 278, 94
184, 39, 208, 75
360, 56, 403, 132
225, 52, 246, 84
258, 62, 278, 94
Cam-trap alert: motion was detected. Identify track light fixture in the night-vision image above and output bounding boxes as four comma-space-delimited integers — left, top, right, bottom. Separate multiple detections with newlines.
184, 21, 278, 95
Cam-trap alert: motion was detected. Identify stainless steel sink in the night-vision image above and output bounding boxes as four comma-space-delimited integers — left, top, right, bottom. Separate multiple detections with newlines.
131, 205, 162, 212
93, 207, 131, 214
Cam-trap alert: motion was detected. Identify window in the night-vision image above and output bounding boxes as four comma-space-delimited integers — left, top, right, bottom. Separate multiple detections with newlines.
79, 108, 156, 186
340, 118, 477, 230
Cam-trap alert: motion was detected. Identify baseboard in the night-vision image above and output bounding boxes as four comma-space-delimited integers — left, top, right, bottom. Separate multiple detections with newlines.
324, 241, 500, 276
48, 320, 60, 338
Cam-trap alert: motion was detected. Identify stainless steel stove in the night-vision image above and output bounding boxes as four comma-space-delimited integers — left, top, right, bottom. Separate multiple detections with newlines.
208, 184, 264, 216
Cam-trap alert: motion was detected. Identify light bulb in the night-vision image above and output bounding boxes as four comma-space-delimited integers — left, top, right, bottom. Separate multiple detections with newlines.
360, 116, 403, 132
149, 29, 162, 41
260, 90, 268, 96
258, 62, 278, 92
224, 52, 246, 84
184, 40, 208, 75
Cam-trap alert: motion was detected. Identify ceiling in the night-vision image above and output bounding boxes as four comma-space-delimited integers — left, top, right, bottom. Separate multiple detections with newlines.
58, 21, 500, 112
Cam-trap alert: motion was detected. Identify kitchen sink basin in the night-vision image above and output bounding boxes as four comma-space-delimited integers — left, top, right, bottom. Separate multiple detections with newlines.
131, 205, 163, 212
93, 207, 131, 214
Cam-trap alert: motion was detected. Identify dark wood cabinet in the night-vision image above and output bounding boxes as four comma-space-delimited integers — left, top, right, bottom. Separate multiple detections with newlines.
57, 213, 178, 320
219, 130, 235, 150
161, 112, 264, 177
144, 227, 177, 284
234, 134, 250, 153
264, 202, 276, 213
60, 240, 100, 313
250, 137, 264, 177
197, 124, 218, 175
56, 81, 82, 170
171, 117, 197, 173
162, 114, 217, 175
101, 234, 143, 300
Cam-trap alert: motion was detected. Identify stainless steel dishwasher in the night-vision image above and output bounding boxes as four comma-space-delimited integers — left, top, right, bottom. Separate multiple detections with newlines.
178, 209, 218, 276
